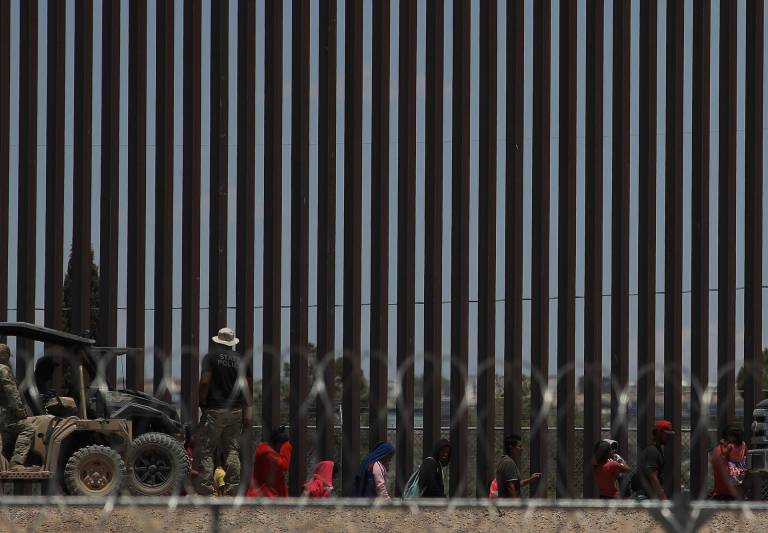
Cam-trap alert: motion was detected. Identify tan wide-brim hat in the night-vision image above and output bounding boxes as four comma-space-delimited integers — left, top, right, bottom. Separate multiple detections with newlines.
212, 327, 239, 347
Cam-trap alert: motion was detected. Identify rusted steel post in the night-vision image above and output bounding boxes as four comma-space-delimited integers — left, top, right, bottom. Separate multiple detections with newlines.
477, 0, 497, 498
370, 0, 390, 454
289, 0, 310, 497
342, 0, 363, 496
557, 0, 576, 499
16, 0, 38, 376
530, 0, 551, 498
263, 0, 283, 442
155, 0, 175, 403
127, 0, 147, 391
690, 0, 710, 499
45, 0, 66, 373
209, 0, 229, 341
316, 0, 337, 461
505, 0, 524, 440
236, 0, 257, 498
583, 0, 605, 498
100, 0, 121, 386
583, 0, 604, 498
664, 0, 684, 497
0, 0, 7, 341
718, 0, 737, 433
611, 0, 630, 457
744, 0, 764, 437
450, 0, 471, 498
637, 0, 657, 457
396, 0, 417, 496
72, 0, 93, 341
181, 0, 201, 414
424, 0, 444, 458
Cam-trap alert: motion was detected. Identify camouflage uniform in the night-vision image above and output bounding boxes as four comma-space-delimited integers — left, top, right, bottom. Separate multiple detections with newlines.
192, 408, 242, 495
0, 345, 34, 467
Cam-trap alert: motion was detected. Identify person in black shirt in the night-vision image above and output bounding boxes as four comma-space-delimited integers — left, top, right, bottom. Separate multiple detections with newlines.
417, 439, 451, 497
193, 327, 252, 496
631, 419, 674, 499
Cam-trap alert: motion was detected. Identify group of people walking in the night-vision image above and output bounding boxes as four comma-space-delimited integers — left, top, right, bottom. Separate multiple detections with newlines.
591, 420, 748, 501
195, 327, 753, 501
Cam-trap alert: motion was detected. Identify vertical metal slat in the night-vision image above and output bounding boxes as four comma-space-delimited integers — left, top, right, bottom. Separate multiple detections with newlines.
557, 0, 576, 499
424, 0, 445, 458
530, 0, 551, 498
181, 0, 201, 413
450, 0, 471, 498
690, 0, 711, 498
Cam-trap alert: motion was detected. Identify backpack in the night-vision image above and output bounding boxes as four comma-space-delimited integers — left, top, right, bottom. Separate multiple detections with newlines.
402, 457, 438, 500
402, 467, 424, 500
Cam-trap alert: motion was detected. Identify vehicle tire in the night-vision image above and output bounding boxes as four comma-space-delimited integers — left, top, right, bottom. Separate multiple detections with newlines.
127, 432, 190, 496
64, 445, 126, 497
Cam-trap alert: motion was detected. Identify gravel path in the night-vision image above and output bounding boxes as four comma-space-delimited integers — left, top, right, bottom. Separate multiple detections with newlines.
0, 506, 765, 532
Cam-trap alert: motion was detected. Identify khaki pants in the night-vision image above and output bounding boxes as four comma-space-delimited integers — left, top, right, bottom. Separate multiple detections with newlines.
192, 408, 242, 495
0, 419, 34, 466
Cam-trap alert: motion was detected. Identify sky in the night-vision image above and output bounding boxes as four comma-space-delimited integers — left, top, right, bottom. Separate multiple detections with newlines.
4, 0, 768, 389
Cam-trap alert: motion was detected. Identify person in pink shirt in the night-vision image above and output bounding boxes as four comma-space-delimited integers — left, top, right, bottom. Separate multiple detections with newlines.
353, 441, 394, 499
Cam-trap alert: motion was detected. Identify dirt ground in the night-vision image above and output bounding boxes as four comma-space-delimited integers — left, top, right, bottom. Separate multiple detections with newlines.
0, 506, 767, 533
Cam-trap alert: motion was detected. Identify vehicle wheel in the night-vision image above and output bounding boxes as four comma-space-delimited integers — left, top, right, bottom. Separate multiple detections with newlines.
127, 432, 190, 496
64, 445, 126, 496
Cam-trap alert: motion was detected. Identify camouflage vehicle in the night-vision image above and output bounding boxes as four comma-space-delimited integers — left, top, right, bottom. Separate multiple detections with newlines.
746, 399, 768, 499
0, 322, 189, 496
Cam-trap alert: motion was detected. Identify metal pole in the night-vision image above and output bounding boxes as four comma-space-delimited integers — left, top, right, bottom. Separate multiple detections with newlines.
744, 0, 765, 438
424, 0, 445, 459
557, 0, 576, 499
531, 0, 551, 498
72, 0, 94, 340
127, 0, 148, 391
342, 0, 363, 496
611, 0, 631, 457
396, 0, 417, 496
45, 0, 66, 384
637, 0, 657, 457
0, 0, 8, 340
664, 0, 685, 497
263, 0, 283, 442
370, 0, 390, 451
718, 0, 737, 432
289, 0, 310, 496
316, 0, 338, 461
505, 0, 525, 441
181, 0, 201, 414
156, 0, 175, 403
16, 0, 38, 377
209, 0, 229, 340
477, 0, 498, 498
236, 0, 257, 499
450, 0, 471, 498
690, 0, 711, 499
99, 0, 121, 385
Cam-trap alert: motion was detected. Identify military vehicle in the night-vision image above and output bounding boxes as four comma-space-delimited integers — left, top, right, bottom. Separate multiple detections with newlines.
0, 322, 189, 496
746, 399, 768, 499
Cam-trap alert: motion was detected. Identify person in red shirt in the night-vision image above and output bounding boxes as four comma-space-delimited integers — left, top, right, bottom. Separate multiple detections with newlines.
246, 426, 292, 497
710, 425, 747, 500
302, 461, 338, 498
592, 440, 631, 499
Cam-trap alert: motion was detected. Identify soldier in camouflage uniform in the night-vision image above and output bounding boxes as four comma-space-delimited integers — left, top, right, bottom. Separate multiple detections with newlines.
0, 344, 37, 471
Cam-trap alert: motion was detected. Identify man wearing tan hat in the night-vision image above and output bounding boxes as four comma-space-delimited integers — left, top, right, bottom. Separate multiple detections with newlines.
0, 344, 37, 471
193, 327, 252, 495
